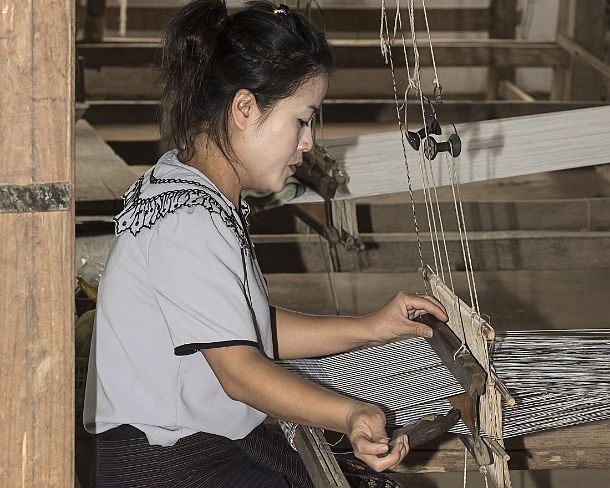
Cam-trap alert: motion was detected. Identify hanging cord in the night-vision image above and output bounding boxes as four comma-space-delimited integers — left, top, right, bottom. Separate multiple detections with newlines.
403, 0, 444, 284
393, 2, 440, 282
406, 0, 453, 291
404, 0, 474, 355
421, 0, 442, 102
380, 1, 429, 293
402, 0, 471, 345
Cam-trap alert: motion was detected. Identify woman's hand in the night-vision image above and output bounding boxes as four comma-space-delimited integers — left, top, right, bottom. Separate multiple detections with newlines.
365, 292, 448, 344
346, 404, 409, 472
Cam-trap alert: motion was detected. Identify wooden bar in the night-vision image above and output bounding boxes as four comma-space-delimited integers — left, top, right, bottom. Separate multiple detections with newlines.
487, 0, 518, 99
75, 120, 138, 215
388, 419, 610, 473
499, 80, 536, 102
78, 6, 493, 33
557, 34, 610, 82
553, 0, 607, 100
263, 269, 610, 332
0, 0, 74, 486
84, 99, 606, 125
293, 426, 349, 487
422, 317, 486, 397
77, 39, 570, 69
250, 231, 610, 273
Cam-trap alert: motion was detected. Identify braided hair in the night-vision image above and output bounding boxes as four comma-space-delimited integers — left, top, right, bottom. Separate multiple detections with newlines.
161, 0, 334, 163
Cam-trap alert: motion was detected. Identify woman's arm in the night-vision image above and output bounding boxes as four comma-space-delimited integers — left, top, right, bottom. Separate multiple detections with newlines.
273, 292, 448, 359
202, 345, 409, 472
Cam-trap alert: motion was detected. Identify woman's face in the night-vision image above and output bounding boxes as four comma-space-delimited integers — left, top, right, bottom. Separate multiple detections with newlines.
235, 75, 328, 194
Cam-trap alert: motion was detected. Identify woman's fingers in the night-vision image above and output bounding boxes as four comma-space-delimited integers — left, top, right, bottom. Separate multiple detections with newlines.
352, 435, 390, 456
401, 293, 448, 322
355, 435, 409, 472
419, 294, 445, 313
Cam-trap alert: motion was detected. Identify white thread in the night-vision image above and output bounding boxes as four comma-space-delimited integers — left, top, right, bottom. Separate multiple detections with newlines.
463, 446, 468, 488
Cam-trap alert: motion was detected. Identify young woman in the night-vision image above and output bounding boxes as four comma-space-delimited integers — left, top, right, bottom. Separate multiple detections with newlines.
84, 1, 448, 486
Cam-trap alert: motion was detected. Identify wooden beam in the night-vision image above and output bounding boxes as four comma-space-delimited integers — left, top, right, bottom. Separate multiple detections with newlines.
78, 6, 494, 34
293, 426, 349, 487
77, 39, 570, 69
499, 80, 536, 102
0, 0, 74, 486
557, 34, 610, 82
75, 120, 139, 203
487, 0, 518, 99
261, 268, 610, 343
84, 99, 606, 126
553, 0, 607, 100
387, 419, 610, 473
293, 418, 610, 475
250, 231, 610, 273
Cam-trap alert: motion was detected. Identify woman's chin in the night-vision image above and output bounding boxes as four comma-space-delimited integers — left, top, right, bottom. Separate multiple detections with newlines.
270, 178, 289, 193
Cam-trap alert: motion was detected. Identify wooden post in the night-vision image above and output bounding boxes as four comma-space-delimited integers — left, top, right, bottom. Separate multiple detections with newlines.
0, 0, 75, 486
487, 0, 519, 99
552, 0, 607, 100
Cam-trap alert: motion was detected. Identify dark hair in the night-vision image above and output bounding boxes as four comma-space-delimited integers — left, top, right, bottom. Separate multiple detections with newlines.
161, 0, 334, 163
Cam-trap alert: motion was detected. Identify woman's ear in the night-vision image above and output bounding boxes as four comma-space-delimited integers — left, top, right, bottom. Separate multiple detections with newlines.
231, 89, 257, 131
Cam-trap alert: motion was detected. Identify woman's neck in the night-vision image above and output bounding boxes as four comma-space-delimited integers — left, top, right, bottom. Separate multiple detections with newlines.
186, 139, 243, 207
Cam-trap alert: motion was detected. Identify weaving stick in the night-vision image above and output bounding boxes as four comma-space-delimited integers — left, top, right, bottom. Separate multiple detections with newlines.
427, 270, 511, 488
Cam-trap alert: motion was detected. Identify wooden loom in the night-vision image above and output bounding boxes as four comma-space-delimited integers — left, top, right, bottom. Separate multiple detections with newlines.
281, 0, 610, 484
286, 108, 610, 488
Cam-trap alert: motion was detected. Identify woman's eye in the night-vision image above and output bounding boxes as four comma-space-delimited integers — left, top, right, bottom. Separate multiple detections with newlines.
298, 119, 310, 128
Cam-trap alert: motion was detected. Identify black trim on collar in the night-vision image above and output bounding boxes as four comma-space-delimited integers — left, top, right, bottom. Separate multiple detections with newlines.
175, 340, 260, 356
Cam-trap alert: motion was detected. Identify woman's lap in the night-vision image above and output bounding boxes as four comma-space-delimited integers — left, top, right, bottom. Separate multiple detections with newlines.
94, 424, 312, 488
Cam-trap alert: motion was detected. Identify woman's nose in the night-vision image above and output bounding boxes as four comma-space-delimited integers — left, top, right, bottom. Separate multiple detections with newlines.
298, 127, 314, 153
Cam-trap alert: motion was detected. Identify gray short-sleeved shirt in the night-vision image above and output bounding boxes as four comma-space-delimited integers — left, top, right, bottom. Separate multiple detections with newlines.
84, 151, 274, 447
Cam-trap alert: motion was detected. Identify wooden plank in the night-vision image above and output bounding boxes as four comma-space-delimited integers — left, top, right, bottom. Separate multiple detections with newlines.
75, 119, 138, 214
80, 6, 492, 33
251, 231, 610, 273
293, 426, 350, 487
77, 39, 570, 68
1, 0, 34, 185
251, 193, 610, 235
263, 269, 610, 331
0, 4, 74, 488
353, 197, 610, 233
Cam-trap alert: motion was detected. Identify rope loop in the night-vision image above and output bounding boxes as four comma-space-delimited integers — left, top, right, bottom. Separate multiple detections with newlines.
453, 343, 467, 361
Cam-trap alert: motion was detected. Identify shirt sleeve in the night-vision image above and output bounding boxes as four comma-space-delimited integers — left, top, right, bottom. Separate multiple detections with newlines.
147, 206, 259, 356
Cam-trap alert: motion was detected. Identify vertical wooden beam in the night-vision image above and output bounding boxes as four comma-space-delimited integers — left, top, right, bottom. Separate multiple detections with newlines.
487, 0, 518, 99
553, 0, 607, 100
0, 0, 74, 486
